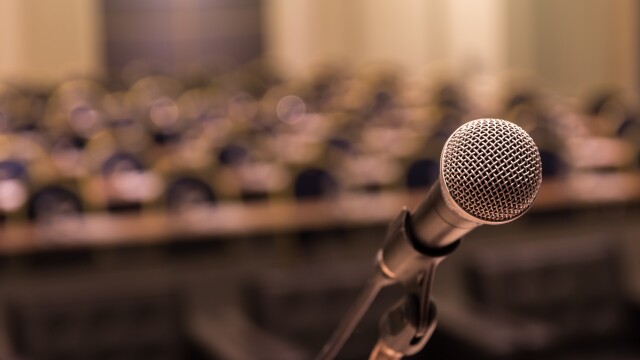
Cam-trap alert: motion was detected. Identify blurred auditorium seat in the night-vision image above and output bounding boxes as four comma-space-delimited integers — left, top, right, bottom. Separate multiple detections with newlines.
241, 262, 404, 360
186, 306, 308, 360
27, 185, 83, 221
405, 158, 439, 189
100, 152, 148, 213
293, 167, 338, 200
165, 177, 216, 212
435, 236, 640, 359
4, 276, 185, 360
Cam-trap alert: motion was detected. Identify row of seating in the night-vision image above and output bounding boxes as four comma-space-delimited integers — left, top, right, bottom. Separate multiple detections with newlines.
0, 65, 638, 222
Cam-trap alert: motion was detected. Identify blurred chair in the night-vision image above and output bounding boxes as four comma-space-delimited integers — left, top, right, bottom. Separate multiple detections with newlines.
429, 112, 463, 142
165, 177, 215, 214
27, 185, 83, 221
434, 83, 468, 114
0, 84, 34, 133
101, 152, 154, 213
147, 96, 185, 146
5, 281, 185, 360
617, 118, 640, 142
186, 305, 308, 360
405, 158, 439, 189
101, 152, 145, 176
585, 91, 633, 138
216, 148, 289, 202
538, 149, 566, 178
436, 236, 639, 359
526, 123, 567, 178
217, 143, 249, 167
293, 167, 338, 200
291, 167, 342, 258
0, 159, 31, 222
242, 262, 403, 359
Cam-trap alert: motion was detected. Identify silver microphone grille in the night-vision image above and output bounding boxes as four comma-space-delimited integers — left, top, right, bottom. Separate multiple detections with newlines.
441, 118, 542, 223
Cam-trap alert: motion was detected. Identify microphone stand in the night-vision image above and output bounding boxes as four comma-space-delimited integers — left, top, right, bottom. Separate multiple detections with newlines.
315, 270, 390, 360
368, 264, 438, 360
316, 209, 460, 360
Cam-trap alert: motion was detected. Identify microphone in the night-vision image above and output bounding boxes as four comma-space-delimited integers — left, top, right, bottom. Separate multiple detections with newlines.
318, 118, 542, 360
377, 118, 542, 283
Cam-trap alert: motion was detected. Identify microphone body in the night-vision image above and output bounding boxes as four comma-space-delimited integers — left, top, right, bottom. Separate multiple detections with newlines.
377, 181, 476, 283
378, 118, 542, 284
412, 181, 480, 247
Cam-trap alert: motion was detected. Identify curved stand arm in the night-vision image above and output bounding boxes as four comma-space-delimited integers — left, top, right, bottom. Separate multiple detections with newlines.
315, 271, 389, 360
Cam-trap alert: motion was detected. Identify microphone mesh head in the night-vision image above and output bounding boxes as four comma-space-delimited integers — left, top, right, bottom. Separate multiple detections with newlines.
441, 118, 542, 223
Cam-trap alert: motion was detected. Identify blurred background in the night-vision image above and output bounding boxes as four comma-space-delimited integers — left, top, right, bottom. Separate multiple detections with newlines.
0, 0, 640, 359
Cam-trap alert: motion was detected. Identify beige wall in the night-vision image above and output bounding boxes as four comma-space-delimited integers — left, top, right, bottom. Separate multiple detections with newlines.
265, 0, 638, 94
447, 0, 507, 76
0, 0, 25, 83
506, 0, 638, 95
0, 1, 637, 95
0, 0, 104, 86
263, 0, 445, 77
264, 0, 508, 77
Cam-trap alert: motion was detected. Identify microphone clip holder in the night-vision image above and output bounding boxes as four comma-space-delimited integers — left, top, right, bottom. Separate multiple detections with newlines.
371, 209, 460, 359
369, 270, 438, 359
316, 209, 460, 360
